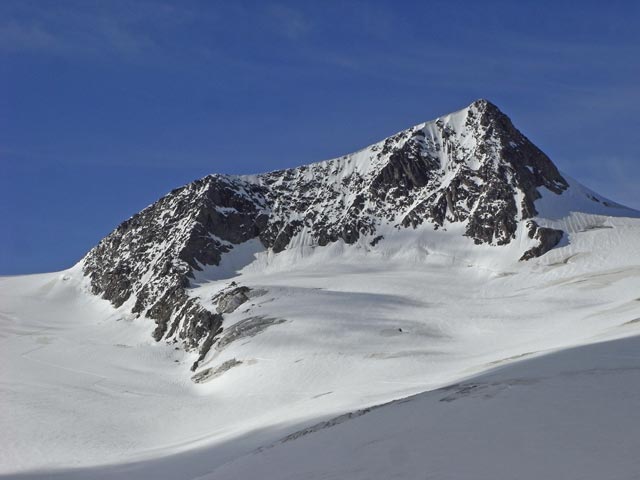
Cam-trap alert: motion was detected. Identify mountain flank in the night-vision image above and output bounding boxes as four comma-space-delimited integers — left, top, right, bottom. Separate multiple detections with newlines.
83, 100, 604, 367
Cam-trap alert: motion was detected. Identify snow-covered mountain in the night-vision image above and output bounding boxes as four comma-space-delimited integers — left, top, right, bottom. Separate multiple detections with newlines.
82, 99, 634, 370
2, 100, 640, 479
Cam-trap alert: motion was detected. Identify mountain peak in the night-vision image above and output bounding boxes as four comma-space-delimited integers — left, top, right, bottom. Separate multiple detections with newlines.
81, 102, 622, 367
462, 98, 515, 136
468, 97, 498, 110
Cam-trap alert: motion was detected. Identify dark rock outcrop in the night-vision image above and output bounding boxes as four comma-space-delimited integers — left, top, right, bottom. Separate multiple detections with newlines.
520, 221, 565, 261
214, 284, 252, 314
216, 316, 287, 350
191, 358, 243, 384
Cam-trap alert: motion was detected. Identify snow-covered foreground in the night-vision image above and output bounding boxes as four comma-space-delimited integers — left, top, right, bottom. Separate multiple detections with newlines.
209, 334, 640, 480
2, 211, 640, 479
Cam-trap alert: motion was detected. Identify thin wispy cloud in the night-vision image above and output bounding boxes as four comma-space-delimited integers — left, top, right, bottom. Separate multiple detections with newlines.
266, 4, 311, 40
0, 20, 66, 53
0, 1, 175, 59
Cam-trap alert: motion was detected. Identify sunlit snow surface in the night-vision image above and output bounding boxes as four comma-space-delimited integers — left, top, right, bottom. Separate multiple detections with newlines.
2, 187, 640, 479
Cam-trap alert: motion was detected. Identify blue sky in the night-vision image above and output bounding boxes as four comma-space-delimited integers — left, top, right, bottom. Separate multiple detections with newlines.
1, 0, 639, 274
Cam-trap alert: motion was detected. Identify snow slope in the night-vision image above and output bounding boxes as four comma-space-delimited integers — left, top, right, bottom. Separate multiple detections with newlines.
2, 209, 640, 478
208, 334, 640, 480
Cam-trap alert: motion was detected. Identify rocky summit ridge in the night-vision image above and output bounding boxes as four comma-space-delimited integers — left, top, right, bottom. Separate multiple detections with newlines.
83, 99, 577, 367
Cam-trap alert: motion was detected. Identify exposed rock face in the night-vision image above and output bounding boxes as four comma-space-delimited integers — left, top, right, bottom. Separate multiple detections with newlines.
191, 358, 243, 384
520, 221, 565, 261
83, 175, 266, 356
216, 316, 287, 350
83, 99, 572, 361
396, 101, 567, 245
213, 283, 252, 314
